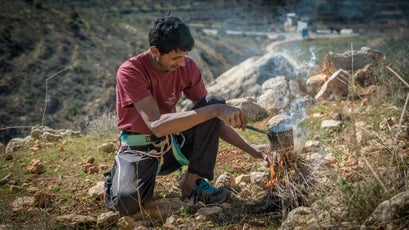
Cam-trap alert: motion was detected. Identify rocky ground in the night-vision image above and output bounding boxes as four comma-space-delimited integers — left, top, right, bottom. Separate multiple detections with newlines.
1, 91, 408, 229
1, 45, 409, 229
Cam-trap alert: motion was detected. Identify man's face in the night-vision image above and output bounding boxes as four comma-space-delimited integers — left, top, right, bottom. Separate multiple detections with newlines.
152, 48, 188, 73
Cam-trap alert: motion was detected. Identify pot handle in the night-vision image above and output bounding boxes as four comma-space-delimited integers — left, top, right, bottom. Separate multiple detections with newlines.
246, 125, 269, 135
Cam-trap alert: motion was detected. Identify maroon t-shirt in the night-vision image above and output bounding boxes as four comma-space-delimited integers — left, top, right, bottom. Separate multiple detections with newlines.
116, 51, 207, 134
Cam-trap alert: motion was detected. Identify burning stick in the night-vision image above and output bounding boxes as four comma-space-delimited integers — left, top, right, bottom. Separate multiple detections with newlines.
248, 121, 316, 220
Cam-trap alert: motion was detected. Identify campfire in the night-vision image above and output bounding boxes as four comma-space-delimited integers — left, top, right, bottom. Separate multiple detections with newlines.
249, 119, 317, 219
265, 126, 295, 189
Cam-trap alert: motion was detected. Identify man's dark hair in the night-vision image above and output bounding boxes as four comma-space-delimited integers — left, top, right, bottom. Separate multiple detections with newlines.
148, 16, 194, 54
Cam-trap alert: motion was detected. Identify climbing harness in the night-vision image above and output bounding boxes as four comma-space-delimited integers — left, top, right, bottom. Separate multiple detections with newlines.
119, 132, 189, 174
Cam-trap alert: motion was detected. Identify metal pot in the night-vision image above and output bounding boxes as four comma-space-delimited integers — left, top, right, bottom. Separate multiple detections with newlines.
246, 125, 294, 152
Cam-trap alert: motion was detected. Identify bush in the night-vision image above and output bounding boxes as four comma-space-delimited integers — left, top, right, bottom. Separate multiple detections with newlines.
86, 110, 118, 139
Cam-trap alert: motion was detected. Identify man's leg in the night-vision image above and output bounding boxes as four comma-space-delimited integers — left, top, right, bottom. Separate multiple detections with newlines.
111, 151, 158, 216
179, 94, 230, 202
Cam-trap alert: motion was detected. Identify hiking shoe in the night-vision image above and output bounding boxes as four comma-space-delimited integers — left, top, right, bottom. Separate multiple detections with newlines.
189, 178, 231, 204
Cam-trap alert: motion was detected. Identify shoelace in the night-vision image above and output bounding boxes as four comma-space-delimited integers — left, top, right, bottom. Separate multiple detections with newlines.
197, 179, 217, 193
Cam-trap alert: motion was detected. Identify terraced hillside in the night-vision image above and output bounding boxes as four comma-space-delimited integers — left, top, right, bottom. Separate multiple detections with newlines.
1, 0, 408, 144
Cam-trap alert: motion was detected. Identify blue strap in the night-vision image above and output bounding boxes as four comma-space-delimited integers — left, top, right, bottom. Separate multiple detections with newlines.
171, 135, 189, 166
120, 132, 152, 146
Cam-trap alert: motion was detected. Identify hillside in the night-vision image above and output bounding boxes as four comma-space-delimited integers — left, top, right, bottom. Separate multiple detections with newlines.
0, 0, 272, 143
1, 1, 409, 229
2, 0, 409, 144
0, 47, 408, 228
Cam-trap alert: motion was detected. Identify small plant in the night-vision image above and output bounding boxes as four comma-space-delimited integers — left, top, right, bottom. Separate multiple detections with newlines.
86, 109, 118, 139
339, 177, 385, 225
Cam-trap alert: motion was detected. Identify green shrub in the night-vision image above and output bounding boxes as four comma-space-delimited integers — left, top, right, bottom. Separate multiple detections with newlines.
86, 110, 118, 139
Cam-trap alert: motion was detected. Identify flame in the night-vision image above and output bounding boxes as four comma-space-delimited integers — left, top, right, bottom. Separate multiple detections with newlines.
265, 148, 293, 189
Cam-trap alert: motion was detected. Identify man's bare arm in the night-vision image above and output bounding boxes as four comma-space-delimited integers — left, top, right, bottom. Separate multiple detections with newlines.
220, 123, 270, 160
134, 95, 245, 137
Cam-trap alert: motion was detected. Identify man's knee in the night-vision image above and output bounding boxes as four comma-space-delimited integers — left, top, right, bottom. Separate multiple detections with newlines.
114, 189, 145, 215
205, 94, 226, 105
193, 94, 226, 109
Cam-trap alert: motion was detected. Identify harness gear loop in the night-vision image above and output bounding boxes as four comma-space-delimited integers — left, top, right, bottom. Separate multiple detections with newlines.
120, 133, 189, 174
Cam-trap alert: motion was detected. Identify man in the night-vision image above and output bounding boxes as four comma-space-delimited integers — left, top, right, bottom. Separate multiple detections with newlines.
105, 15, 270, 216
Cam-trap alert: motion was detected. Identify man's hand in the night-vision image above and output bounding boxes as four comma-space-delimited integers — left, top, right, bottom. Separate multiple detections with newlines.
249, 144, 272, 164
217, 105, 246, 130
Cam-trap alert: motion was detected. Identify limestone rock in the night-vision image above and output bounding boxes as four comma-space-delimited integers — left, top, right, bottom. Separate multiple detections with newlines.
227, 97, 267, 122
235, 174, 251, 185
196, 206, 223, 219
280, 207, 315, 230
11, 196, 34, 212
127, 198, 188, 221
306, 73, 327, 95
26, 159, 44, 174
0, 173, 13, 186
97, 211, 120, 228
55, 214, 96, 227
214, 172, 236, 189
6, 136, 31, 153
321, 120, 342, 130
257, 76, 290, 112
322, 47, 385, 75
98, 142, 117, 153
89, 181, 104, 199
361, 190, 409, 229
33, 191, 55, 207
250, 172, 269, 185
208, 53, 300, 100
315, 69, 350, 101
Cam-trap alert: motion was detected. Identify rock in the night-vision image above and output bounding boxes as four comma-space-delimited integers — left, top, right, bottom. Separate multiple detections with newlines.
207, 53, 300, 100
321, 120, 342, 130
315, 69, 350, 101
267, 114, 292, 129
354, 64, 377, 87
303, 140, 320, 152
11, 196, 34, 212
6, 136, 31, 153
84, 157, 95, 164
288, 79, 307, 97
29, 144, 42, 153
227, 97, 267, 122
280, 206, 315, 230
235, 174, 251, 185
306, 73, 327, 95
0, 173, 13, 186
164, 215, 178, 228
361, 190, 409, 229
89, 181, 104, 199
257, 76, 290, 112
26, 159, 44, 174
97, 211, 120, 228
117, 216, 149, 230
33, 191, 55, 207
26, 186, 40, 193
41, 132, 63, 141
98, 142, 117, 153
322, 47, 385, 75
31, 126, 81, 141
250, 172, 269, 185
196, 206, 223, 219
126, 198, 188, 222
214, 172, 236, 189
55, 214, 96, 227
10, 185, 22, 192
83, 163, 99, 174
